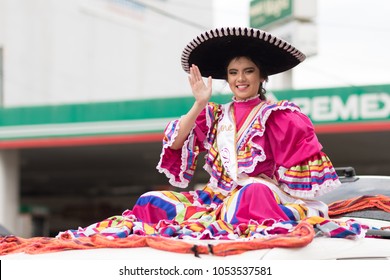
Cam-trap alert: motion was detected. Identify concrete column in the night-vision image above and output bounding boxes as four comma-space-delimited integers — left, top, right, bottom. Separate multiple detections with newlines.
0, 150, 20, 235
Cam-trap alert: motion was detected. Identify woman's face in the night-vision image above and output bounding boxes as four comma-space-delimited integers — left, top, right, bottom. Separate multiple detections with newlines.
227, 56, 264, 101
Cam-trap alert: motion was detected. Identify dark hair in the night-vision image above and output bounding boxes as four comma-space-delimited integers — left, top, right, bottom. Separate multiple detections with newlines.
224, 56, 269, 100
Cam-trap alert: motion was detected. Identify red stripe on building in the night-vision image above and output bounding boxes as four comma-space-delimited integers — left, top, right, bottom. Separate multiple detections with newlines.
0, 133, 164, 149
1, 121, 390, 149
315, 121, 390, 134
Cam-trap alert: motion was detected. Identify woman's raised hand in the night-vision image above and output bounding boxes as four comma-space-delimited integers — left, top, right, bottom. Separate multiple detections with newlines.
169, 65, 212, 150
188, 64, 212, 106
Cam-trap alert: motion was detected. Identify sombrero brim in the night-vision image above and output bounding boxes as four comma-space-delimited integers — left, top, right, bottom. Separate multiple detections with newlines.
181, 27, 306, 79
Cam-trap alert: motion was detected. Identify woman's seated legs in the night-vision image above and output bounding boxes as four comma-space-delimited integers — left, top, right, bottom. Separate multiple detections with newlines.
221, 183, 289, 224
131, 190, 191, 223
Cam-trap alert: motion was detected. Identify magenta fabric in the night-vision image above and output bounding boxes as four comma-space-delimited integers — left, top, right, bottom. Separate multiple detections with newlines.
233, 98, 262, 129
224, 183, 290, 224
131, 202, 170, 224
265, 109, 323, 168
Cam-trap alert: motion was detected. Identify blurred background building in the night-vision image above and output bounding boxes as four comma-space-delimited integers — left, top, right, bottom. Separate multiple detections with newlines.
0, 0, 389, 237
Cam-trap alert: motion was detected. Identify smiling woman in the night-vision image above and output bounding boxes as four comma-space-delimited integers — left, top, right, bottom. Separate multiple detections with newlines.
226, 56, 266, 101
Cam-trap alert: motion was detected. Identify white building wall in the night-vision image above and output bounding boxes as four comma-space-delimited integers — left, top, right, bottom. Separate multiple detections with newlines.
0, 0, 214, 107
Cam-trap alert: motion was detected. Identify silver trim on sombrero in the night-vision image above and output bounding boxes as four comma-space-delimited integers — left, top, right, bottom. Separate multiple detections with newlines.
181, 27, 306, 75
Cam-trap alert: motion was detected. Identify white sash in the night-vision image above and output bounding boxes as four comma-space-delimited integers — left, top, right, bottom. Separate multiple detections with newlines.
217, 103, 238, 183
217, 102, 263, 188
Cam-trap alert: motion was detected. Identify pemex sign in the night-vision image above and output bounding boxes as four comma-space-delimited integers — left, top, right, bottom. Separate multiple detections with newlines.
273, 84, 390, 133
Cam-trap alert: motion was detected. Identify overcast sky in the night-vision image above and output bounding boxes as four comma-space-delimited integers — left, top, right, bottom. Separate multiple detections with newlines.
214, 0, 390, 90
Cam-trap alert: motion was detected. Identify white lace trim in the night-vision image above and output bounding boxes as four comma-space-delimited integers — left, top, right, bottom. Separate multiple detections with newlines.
237, 141, 266, 175
277, 165, 342, 199
232, 95, 259, 103
156, 117, 193, 189
279, 180, 342, 199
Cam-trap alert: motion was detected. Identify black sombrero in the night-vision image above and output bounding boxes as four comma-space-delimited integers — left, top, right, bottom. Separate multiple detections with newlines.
181, 27, 306, 79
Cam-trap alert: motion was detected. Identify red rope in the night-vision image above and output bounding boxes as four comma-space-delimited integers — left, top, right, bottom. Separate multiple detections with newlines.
328, 195, 390, 217
0, 221, 315, 257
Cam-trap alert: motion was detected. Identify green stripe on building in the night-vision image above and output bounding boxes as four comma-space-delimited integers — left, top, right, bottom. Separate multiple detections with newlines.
0, 95, 231, 126
0, 84, 389, 140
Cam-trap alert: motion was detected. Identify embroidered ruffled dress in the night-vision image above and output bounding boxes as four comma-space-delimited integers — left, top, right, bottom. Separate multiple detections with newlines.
58, 98, 341, 240
131, 98, 341, 224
